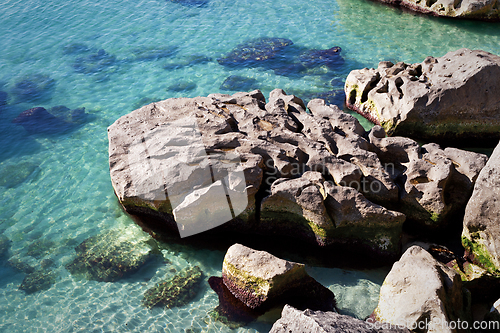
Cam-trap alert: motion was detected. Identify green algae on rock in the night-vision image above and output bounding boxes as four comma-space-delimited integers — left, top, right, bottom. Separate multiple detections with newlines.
65, 229, 158, 282
142, 266, 203, 309
345, 49, 500, 146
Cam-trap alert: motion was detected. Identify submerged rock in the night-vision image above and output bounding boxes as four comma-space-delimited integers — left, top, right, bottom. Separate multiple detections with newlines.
132, 46, 178, 61
167, 81, 197, 93
220, 75, 258, 92
142, 266, 203, 309
65, 229, 157, 282
0, 161, 40, 188
170, 0, 209, 7
376, 0, 500, 21
345, 49, 500, 145
12, 107, 74, 135
27, 239, 56, 259
462, 140, 500, 274
0, 91, 8, 106
162, 55, 212, 70
298, 46, 344, 70
221, 244, 336, 311
271, 305, 411, 333
62, 42, 91, 55
49, 105, 91, 124
0, 235, 11, 259
11, 73, 56, 103
73, 49, 117, 74
19, 268, 57, 294
372, 246, 471, 332
217, 37, 294, 67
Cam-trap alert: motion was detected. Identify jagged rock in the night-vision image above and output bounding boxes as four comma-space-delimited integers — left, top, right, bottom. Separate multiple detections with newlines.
345, 49, 500, 145
65, 229, 157, 282
270, 305, 411, 333
11, 73, 55, 103
217, 37, 293, 67
463, 140, 500, 274
372, 246, 471, 332
221, 244, 336, 310
132, 46, 178, 61
142, 266, 203, 308
375, 0, 500, 21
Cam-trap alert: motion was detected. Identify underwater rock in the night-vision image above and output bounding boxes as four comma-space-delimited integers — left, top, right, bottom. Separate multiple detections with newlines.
167, 81, 197, 93
142, 266, 203, 308
302, 89, 346, 107
65, 229, 157, 282
7, 256, 36, 274
170, 0, 209, 7
11, 73, 56, 103
220, 75, 258, 92
345, 48, 500, 145
217, 37, 293, 67
132, 46, 178, 61
12, 107, 73, 135
73, 49, 117, 74
271, 305, 411, 333
376, 0, 500, 21
0, 161, 40, 188
62, 42, 91, 55
19, 268, 57, 294
372, 246, 471, 332
298, 46, 344, 70
222, 244, 336, 311
0, 235, 11, 259
463, 140, 500, 274
0, 91, 8, 106
162, 55, 212, 70
27, 239, 55, 259
49, 105, 90, 124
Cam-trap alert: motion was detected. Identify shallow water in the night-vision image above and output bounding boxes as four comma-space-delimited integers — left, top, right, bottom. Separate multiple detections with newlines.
1, 0, 500, 331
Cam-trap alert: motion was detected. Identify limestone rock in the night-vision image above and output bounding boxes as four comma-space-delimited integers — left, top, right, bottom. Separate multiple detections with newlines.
373, 246, 471, 332
222, 244, 335, 310
376, 0, 500, 21
463, 140, 500, 274
345, 49, 500, 144
270, 305, 411, 333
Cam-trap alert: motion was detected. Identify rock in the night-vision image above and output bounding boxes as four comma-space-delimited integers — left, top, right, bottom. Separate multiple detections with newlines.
217, 37, 294, 67
372, 246, 471, 332
485, 299, 500, 327
27, 239, 55, 259
167, 81, 197, 92
162, 55, 212, 70
132, 46, 178, 61
463, 140, 500, 274
0, 91, 8, 106
345, 49, 500, 145
142, 266, 203, 308
73, 49, 116, 74
65, 229, 157, 282
11, 73, 55, 103
0, 235, 11, 259
299, 46, 344, 70
0, 161, 40, 188
12, 107, 73, 135
19, 268, 56, 294
222, 244, 336, 311
62, 42, 91, 55
170, 0, 209, 7
375, 0, 500, 21
270, 305, 411, 333
220, 75, 259, 92
49, 105, 91, 124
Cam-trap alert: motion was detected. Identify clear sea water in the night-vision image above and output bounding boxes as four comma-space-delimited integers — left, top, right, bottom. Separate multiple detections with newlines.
1, 0, 500, 331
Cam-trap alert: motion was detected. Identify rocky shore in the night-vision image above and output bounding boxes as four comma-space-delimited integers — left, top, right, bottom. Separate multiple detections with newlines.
106, 47, 500, 331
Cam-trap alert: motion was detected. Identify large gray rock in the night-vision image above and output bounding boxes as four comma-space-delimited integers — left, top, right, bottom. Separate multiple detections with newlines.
345, 49, 500, 144
270, 305, 411, 333
376, 0, 500, 20
373, 246, 471, 332
463, 141, 500, 274
221, 244, 335, 310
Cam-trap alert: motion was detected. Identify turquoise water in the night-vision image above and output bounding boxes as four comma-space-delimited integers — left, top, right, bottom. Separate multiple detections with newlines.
1, 0, 500, 331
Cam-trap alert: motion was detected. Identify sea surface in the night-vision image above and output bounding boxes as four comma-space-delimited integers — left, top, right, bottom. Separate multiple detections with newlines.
1, 0, 500, 331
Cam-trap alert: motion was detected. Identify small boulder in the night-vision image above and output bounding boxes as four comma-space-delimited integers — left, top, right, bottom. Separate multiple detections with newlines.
19, 268, 57, 294
372, 246, 471, 332
222, 244, 336, 311
270, 305, 411, 333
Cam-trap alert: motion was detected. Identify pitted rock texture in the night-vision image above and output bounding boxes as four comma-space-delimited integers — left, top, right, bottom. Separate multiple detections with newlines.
377, 0, 500, 20
345, 48, 500, 145
108, 89, 487, 257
